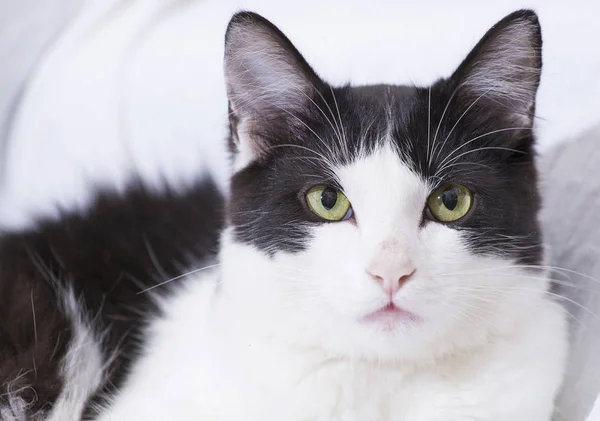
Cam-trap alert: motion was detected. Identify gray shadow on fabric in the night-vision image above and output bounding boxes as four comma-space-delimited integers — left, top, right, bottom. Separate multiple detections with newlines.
541, 124, 600, 421
0, 0, 83, 184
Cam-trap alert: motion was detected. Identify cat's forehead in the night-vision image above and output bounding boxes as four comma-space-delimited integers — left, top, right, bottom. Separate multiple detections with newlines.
335, 144, 429, 231
301, 81, 512, 186
331, 83, 421, 137
335, 141, 419, 183
349, 84, 418, 107
291, 84, 421, 153
285, 83, 429, 181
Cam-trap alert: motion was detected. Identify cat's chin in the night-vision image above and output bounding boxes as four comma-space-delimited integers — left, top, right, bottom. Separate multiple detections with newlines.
361, 303, 423, 331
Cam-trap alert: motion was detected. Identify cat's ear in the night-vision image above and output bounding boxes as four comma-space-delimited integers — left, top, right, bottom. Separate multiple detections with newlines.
451, 10, 542, 127
224, 11, 324, 166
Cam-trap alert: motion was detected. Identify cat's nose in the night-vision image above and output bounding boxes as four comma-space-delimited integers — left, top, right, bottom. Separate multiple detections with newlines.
366, 258, 415, 298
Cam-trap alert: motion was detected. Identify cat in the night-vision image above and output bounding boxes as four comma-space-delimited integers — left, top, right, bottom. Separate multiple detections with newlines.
0, 9, 568, 421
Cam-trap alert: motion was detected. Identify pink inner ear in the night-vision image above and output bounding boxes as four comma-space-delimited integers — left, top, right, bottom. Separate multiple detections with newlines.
224, 17, 318, 120
224, 12, 323, 167
456, 17, 541, 126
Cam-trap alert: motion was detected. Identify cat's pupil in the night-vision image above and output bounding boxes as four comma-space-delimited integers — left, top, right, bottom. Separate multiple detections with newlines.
321, 188, 338, 210
442, 188, 458, 211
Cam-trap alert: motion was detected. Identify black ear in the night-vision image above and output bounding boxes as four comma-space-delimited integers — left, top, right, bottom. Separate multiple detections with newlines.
224, 11, 324, 165
451, 10, 542, 127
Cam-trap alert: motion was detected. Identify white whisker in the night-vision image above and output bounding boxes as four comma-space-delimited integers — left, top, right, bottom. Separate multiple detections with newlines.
137, 263, 221, 294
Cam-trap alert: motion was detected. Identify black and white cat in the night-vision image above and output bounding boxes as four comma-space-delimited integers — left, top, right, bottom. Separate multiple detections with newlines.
0, 9, 568, 421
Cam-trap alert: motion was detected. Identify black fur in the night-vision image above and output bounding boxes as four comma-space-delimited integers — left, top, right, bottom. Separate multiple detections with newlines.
0, 179, 223, 418
226, 10, 544, 264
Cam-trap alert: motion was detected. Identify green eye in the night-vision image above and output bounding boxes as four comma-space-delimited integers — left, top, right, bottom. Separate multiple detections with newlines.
427, 184, 472, 222
306, 185, 352, 221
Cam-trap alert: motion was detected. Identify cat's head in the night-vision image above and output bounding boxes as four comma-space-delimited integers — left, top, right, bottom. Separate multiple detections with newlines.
219, 10, 547, 361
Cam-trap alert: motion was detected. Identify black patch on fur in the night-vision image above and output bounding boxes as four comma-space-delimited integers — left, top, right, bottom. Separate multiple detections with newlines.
0, 255, 72, 416
0, 179, 223, 419
225, 10, 544, 265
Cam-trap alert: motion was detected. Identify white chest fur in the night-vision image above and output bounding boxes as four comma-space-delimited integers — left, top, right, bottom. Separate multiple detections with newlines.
95, 272, 567, 421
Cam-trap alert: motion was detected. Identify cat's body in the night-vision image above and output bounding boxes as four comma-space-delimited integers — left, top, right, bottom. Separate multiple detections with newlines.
0, 181, 224, 420
96, 255, 565, 421
0, 200, 567, 421
0, 9, 568, 421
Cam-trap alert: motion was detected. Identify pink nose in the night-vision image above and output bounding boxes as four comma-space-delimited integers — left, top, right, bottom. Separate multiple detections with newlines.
366, 263, 416, 298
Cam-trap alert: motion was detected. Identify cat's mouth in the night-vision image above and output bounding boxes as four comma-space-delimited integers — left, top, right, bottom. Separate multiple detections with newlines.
362, 303, 422, 328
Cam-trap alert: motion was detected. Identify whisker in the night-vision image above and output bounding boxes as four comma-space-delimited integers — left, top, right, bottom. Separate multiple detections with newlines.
431, 87, 492, 168
430, 86, 459, 164
329, 85, 350, 162
436, 146, 525, 176
436, 126, 530, 173
426, 86, 432, 167
137, 263, 221, 294
440, 264, 600, 285
457, 284, 600, 326
453, 288, 594, 333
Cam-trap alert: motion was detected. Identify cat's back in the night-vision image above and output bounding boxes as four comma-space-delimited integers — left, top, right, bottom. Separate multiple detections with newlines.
0, 178, 223, 420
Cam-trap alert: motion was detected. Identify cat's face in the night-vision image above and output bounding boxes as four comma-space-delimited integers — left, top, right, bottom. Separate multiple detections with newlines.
219, 10, 548, 360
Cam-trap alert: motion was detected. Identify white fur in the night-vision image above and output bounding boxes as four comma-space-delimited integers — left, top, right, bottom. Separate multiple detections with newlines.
0, 395, 41, 421
95, 145, 567, 420
46, 289, 104, 421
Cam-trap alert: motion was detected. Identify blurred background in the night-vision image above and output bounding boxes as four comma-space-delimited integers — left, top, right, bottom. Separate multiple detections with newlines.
1, 0, 599, 419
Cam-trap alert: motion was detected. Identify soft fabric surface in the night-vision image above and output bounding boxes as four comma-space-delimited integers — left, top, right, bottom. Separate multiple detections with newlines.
0, 0, 81, 151
541, 125, 600, 421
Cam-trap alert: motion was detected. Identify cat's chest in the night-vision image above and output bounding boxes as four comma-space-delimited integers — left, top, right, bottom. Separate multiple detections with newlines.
185, 336, 494, 421
193, 353, 407, 421
215, 350, 411, 420
97, 347, 506, 421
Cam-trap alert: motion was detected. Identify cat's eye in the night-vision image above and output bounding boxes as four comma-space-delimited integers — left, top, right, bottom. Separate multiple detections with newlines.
306, 186, 353, 222
427, 184, 472, 223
